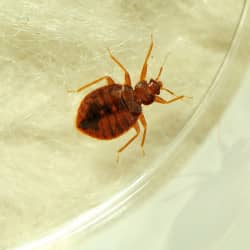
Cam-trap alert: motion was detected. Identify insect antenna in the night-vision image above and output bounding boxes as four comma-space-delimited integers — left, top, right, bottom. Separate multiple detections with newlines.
156, 50, 193, 101
155, 51, 177, 95
155, 51, 171, 80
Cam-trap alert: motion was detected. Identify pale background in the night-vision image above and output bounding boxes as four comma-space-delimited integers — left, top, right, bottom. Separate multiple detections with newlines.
45, 65, 250, 250
0, 0, 249, 249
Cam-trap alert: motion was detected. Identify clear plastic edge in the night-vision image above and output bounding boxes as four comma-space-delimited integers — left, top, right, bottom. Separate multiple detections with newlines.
16, 1, 250, 249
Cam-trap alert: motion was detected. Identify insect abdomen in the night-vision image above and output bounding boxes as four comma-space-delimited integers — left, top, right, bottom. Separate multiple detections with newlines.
76, 84, 140, 140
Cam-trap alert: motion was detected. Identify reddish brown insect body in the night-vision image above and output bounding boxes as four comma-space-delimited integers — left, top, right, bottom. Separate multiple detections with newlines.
76, 84, 141, 140
70, 36, 184, 159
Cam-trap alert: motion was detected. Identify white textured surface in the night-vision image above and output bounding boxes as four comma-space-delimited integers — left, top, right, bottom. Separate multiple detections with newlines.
0, 0, 245, 249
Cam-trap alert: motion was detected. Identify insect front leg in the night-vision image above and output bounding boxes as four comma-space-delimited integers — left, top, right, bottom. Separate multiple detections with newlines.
154, 95, 184, 104
68, 76, 115, 93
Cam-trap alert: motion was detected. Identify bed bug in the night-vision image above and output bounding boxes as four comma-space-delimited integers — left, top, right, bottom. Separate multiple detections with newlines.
69, 36, 185, 161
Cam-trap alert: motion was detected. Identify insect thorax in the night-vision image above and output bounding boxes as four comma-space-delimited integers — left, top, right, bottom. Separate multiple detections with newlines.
121, 85, 142, 115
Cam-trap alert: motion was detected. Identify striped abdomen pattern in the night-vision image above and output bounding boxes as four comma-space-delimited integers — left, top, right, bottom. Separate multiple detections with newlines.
76, 84, 141, 140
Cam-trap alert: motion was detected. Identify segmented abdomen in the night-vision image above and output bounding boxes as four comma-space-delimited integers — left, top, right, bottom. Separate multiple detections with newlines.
76, 84, 140, 139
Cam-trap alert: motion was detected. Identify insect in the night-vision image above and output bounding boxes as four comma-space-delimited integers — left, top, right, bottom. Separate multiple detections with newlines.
69, 36, 185, 161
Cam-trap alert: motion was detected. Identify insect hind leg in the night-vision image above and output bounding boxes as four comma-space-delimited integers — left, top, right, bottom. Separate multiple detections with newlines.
117, 122, 140, 162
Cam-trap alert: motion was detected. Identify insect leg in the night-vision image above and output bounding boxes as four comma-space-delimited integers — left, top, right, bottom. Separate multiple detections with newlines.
140, 35, 154, 81
154, 95, 184, 104
117, 122, 140, 162
107, 49, 132, 86
68, 76, 114, 93
139, 113, 147, 155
